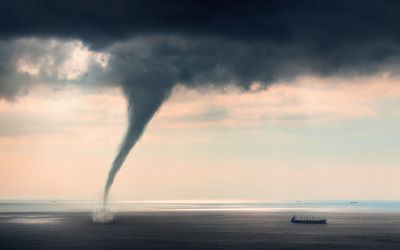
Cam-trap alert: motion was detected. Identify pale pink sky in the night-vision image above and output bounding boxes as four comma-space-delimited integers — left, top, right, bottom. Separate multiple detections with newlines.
1, 74, 400, 201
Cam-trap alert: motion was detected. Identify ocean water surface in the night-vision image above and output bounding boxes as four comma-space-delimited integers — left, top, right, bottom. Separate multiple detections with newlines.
0, 200, 399, 250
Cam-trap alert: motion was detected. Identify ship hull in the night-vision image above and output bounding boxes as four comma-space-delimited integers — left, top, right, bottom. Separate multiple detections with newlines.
291, 216, 327, 224
291, 219, 327, 224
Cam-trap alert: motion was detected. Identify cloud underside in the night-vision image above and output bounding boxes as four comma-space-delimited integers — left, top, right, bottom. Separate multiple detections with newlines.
1, 35, 400, 101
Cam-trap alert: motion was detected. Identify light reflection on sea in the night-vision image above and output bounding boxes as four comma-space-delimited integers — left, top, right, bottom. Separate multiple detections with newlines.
6, 215, 64, 224
0, 200, 399, 213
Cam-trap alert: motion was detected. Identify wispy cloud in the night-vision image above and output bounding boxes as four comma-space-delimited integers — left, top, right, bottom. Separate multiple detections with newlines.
2, 74, 400, 137
155, 74, 400, 128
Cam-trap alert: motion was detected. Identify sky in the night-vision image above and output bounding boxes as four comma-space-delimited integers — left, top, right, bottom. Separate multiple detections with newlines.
1, 0, 400, 201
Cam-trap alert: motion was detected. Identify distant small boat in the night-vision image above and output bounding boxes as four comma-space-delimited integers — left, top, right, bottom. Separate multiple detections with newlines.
350, 201, 358, 204
291, 215, 327, 224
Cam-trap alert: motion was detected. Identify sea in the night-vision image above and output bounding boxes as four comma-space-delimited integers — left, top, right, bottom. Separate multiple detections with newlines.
0, 200, 399, 249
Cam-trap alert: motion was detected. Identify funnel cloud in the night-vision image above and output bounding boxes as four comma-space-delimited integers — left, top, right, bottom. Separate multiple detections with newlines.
103, 85, 172, 206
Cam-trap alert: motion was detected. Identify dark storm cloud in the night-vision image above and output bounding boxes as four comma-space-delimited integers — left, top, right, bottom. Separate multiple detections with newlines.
1, 0, 400, 94
1, 0, 400, 47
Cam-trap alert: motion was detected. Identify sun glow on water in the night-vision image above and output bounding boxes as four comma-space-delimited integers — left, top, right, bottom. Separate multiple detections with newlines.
6, 215, 64, 224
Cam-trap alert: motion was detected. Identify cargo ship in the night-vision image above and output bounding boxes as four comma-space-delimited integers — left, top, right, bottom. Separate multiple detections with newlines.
291, 215, 327, 224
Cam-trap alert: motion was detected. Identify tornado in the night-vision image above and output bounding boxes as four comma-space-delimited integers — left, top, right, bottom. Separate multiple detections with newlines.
102, 85, 172, 208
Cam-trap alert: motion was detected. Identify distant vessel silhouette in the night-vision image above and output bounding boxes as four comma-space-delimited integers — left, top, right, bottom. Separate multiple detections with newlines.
291, 215, 327, 224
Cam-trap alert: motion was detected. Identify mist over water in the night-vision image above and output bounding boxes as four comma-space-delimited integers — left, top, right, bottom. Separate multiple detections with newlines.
1, 200, 400, 213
